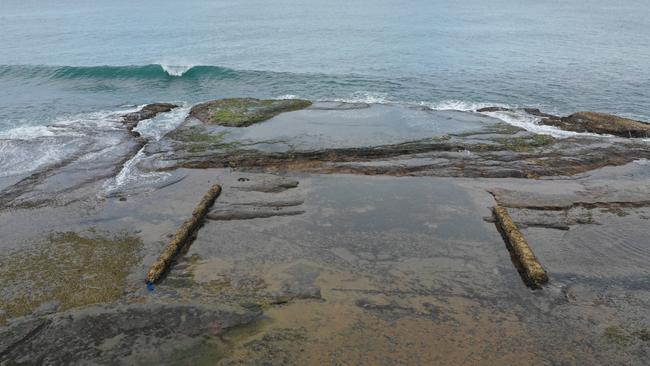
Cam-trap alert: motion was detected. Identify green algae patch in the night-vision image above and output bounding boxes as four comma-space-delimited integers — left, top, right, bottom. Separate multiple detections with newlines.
603, 326, 632, 347
166, 127, 244, 153
494, 134, 554, 152
189, 98, 312, 127
168, 127, 230, 144
451, 122, 523, 138
0, 231, 143, 319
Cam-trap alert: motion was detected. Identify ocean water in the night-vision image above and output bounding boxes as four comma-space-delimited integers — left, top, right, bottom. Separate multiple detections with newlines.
1, 0, 649, 152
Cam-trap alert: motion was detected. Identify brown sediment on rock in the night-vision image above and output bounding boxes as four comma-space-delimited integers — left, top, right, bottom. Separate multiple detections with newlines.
145, 183, 222, 284
540, 112, 650, 138
493, 206, 548, 288
0, 232, 143, 318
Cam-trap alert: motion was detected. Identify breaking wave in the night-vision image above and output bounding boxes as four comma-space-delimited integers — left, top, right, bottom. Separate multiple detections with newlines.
0, 64, 237, 80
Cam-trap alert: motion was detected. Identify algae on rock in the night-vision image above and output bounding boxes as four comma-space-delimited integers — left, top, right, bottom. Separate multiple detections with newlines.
0, 231, 143, 319
189, 98, 312, 127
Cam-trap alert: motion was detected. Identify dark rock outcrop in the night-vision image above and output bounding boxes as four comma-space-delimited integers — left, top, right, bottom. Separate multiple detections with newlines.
541, 112, 650, 138
476, 107, 512, 113
121, 103, 178, 130
523, 108, 558, 119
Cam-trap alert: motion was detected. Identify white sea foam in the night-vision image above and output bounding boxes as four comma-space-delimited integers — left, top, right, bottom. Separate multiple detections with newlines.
421, 100, 513, 112
481, 110, 606, 138
313, 94, 616, 138
0, 107, 141, 141
0, 107, 146, 178
103, 148, 174, 195
133, 105, 189, 141
422, 100, 608, 138
331, 91, 391, 104
160, 64, 194, 76
0, 125, 58, 139
0, 136, 81, 177
107, 105, 187, 192
275, 94, 299, 100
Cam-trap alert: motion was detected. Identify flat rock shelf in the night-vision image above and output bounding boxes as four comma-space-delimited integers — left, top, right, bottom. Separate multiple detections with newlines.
1, 100, 650, 365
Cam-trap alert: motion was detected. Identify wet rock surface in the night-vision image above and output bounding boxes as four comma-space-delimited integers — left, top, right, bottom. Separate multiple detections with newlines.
1, 100, 650, 364
0, 303, 260, 365
138, 102, 650, 179
0, 121, 145, 209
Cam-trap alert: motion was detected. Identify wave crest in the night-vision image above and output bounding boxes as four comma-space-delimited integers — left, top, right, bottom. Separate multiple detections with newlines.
160, 64, 195, 77
0, 64, 236, 81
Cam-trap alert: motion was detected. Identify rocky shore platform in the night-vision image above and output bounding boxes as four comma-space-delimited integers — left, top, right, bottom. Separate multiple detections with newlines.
1, 99, 649, 365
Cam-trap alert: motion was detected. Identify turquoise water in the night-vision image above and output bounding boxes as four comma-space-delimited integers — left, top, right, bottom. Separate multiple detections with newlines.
1, 0, 649, 129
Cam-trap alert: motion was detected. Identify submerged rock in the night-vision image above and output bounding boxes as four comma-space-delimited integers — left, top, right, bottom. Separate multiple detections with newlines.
476, 106, 512, 112
541, 112, 650, 138
188, 98, 312, 127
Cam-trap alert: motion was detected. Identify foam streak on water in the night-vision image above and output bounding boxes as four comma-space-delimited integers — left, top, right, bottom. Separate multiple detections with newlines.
104, 106, 188, 194
313, 94, 608, 138
133, 105, 189, 141
103, 148, 174, 195
480, 110, 605, 138
0, 108, 141, 178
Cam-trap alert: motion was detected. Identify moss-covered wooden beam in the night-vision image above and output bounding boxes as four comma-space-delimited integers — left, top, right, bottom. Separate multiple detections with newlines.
146, 183, 222, 284
493, 205, 549, 288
